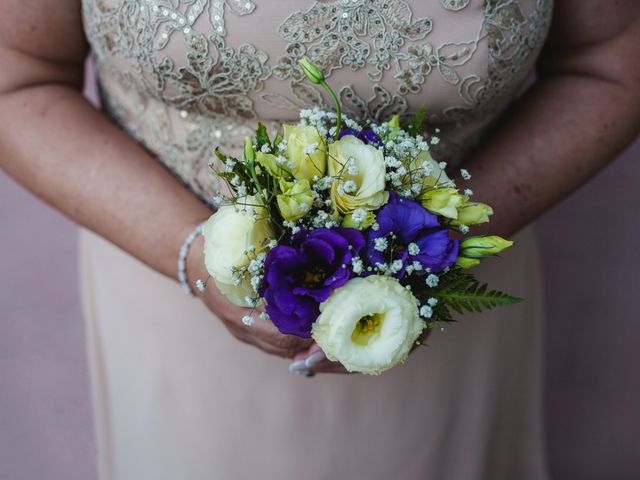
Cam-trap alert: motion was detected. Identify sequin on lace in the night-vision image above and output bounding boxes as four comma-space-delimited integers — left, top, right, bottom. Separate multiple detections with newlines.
82, 0, 552, 202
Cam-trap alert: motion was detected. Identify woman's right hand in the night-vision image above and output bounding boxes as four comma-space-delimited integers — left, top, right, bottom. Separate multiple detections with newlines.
200, 285, 313, 358
188, 234, 313, 359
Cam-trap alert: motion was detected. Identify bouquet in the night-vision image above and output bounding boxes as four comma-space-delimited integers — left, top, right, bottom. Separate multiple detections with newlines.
198, 59, 521, 375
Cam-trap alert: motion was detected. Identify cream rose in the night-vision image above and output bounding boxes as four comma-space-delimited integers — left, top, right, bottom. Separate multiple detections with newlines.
202, 196, 273, 306
312, 276, 425, 375
328, 135, 388, 214
283, 124, 327, 182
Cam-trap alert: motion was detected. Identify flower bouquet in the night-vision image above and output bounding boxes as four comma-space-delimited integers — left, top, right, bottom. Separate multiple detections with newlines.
199, 59, 521, 375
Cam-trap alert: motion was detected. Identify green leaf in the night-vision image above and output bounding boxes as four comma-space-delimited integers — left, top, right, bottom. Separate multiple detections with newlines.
273, 132, 283, 150
432, 271, 523, 316
214, 147, 230, 165
255, 123, 271, 150
404, 106, 427, 137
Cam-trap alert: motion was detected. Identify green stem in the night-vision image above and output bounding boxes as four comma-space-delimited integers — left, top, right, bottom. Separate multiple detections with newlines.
321, 80, 341, 136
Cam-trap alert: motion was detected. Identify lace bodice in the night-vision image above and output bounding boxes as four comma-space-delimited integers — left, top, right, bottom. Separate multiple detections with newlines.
82, 0, 552, 202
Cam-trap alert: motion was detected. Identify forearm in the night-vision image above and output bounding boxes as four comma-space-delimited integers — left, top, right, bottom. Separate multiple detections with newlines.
460, 73, 639, 238
0, 84, 211, 280
460, 10, 640, 238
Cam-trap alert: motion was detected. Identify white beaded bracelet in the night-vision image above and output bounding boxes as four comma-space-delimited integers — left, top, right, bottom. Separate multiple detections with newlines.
178, 222, 206, 296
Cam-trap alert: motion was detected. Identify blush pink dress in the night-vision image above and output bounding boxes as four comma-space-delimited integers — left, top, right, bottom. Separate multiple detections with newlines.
80, 1, 553, 478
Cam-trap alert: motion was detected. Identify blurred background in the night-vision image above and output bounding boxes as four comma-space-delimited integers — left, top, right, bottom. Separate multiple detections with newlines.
1, 84, 639, 478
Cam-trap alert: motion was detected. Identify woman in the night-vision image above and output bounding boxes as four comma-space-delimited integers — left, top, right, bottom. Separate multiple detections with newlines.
1, 0, 638, 478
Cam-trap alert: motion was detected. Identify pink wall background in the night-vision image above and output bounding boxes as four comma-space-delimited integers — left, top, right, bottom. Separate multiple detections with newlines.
0, 68, 639, 478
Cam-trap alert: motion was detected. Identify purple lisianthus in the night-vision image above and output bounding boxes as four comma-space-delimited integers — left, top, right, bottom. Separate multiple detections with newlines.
260, 228, 365, 337
366, 193, 459, 277
338, 128, 384, 148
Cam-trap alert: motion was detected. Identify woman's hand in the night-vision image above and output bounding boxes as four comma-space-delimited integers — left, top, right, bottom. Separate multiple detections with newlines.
188, 233, 312, 359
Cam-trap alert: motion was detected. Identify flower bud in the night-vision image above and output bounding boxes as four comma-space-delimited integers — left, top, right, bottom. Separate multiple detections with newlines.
420, 188, 466, 219
243, 137, 255, 163
256, 152, 292, 180
283, 124, 327, 182
298, 57, 325, 84
455, 257, 481, 270
386, 115, 400, 141
452, 202, 493, 226
277, 179, 313, 221
460, 236, 513, 258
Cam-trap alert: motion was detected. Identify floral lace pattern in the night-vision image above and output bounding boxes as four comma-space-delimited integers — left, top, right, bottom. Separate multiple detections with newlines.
82, 0, 552, 202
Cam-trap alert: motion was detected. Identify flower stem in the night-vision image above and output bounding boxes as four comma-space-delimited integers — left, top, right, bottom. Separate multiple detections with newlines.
320, 80, 342, 136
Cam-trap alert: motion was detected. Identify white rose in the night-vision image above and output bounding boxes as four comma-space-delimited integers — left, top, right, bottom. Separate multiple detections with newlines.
312, 276, 425, 375
202, 196, 273, 306
328, 135, 388, 214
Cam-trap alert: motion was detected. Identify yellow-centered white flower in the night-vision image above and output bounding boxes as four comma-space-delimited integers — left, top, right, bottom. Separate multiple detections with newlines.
202, 196, 273, 307
312, 276, 425, 375
328, 135, 388, 214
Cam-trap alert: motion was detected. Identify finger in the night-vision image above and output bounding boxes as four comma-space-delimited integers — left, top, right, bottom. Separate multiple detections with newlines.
301, 347, 350, 374
221, 319, 295, 358
228, 317, 313, 358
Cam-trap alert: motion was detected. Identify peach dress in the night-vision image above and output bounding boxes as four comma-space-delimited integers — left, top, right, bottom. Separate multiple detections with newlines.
80, 1, 553, 478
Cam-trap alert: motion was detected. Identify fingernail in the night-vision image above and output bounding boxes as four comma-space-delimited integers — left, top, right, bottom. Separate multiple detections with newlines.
288, 360, 308, 373
304, 351, 326, 368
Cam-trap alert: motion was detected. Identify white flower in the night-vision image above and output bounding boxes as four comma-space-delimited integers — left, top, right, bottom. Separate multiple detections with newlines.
374, 237, 388, 252
351, 208, 367, 223
328, 135, 388, 214
419, 305, 433, 318
408, 243, 420, 255
425, 274, 439, 287
242, 315, 255, 327
347, 158, 359, 175
312, 276, 425, 375
390, 259, 404, 274
303, 142, 319, 155
203, 196, 274, 307
342, 180, 358, 193
460, 168, 471, 180
351, 257, 364, 274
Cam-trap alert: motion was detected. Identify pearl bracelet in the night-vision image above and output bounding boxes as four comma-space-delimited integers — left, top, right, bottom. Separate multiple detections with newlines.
178, 222, 206, 296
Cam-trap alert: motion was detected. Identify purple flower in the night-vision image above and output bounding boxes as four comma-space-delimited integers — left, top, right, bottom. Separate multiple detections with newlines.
338, 128, 384, 148
260, 228, 365, 337
366, 194, 459, 277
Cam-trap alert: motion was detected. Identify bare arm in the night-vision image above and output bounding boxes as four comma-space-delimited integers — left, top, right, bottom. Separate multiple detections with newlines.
0, 0, 310, 358
461, 0, 640, 238
0, 1, 210, 278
